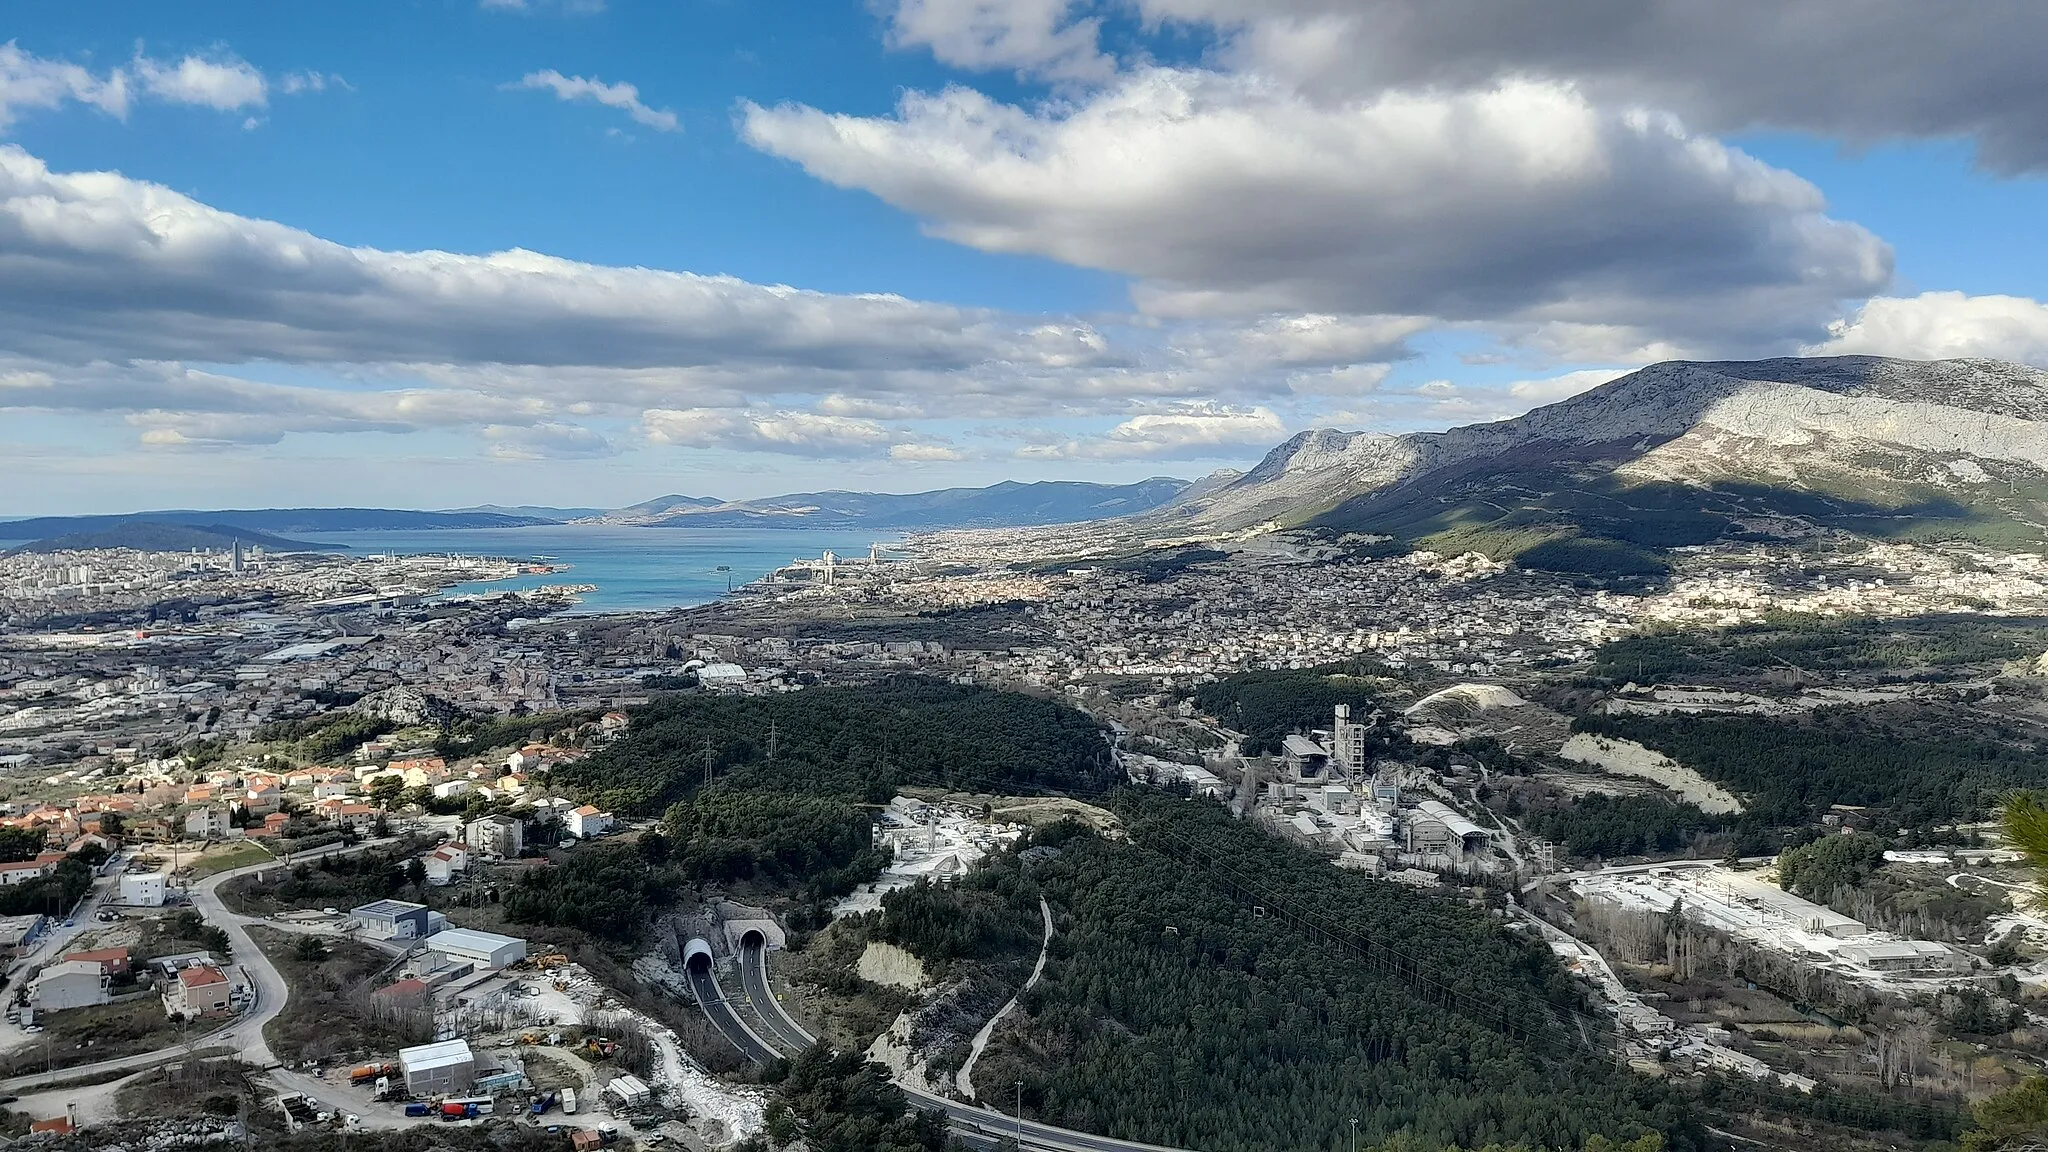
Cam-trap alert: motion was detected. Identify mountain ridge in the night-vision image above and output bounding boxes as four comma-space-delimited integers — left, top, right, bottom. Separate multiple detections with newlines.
1159, 356, 2048, 575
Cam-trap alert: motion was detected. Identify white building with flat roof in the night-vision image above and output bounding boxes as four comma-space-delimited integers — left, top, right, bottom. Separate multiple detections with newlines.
399, 1038, 475, 1097
119, 871, 167, 907
426, 927, 526, 969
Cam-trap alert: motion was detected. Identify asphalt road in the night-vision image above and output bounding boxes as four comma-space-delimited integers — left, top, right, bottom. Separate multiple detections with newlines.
0, 837, 394, 1095
738, 939, 1196, 1152
737, 939, 812, 1054
683, 957, 776, 1065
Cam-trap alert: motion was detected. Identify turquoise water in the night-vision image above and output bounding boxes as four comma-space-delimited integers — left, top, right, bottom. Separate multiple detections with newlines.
288, 525, 900, 615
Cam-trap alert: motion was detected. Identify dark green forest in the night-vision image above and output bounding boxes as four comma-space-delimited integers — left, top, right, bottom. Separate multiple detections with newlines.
970, 795, 1700, 1152
1776, 832, 1888, 903
1574, 708, 2048, 828
1523, 794, 1729, 859
1592, 615, 2048, 683
251, 711, 395, 761
549, 677, 1114, 815
742, 1046, 955, 1152
1192, 659, 1401, 755
502, 840, 682, 943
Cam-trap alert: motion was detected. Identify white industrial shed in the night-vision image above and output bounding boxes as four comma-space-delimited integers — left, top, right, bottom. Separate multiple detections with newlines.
426, 927, 527, 969
399, 1038, 476, 1097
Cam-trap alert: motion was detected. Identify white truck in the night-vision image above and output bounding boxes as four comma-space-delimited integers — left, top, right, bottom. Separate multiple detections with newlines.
559, 1088, 577, 1115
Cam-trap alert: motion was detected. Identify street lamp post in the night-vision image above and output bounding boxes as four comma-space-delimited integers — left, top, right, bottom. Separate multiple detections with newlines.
1015, 1080, 1024, 1143
1350, 1117, 1359, 1152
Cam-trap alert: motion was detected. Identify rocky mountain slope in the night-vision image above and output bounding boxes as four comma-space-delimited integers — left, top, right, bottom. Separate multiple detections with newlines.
1156, 356, 2048, 572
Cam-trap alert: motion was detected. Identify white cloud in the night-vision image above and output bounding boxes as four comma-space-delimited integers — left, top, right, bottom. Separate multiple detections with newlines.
742, 72, 1889, 353
1021, 402, 1286, 459
483, 422, 618, 460
641, 408, 917, 458
1507, 368, 1630, 407
131, 52, 266, 111
0, 43, 289, 131
881, 0, 1114, 83
0, 146, 1119, 375
1809, 293, 2048, 367
515, 69, 677, 132
889, 442, 968, 462
0, 41, 130, 127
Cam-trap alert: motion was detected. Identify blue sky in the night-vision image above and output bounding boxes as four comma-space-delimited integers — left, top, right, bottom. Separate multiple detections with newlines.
3, 1, 2047, 514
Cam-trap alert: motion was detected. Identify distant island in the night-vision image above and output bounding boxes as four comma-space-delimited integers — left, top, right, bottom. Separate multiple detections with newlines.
2, 521, 338, 557
0, 478, 1194, 547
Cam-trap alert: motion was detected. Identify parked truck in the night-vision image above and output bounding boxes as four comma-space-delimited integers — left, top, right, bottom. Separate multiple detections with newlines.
558, 1088, 577, 1116
403, 1103, 430, 1118
349, 1063, 393, 1086
529, 1091, 556, 1117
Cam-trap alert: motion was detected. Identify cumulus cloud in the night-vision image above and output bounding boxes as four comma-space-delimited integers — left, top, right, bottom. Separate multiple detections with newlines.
882, 1, 2048, 173
742, 73, 1890, 352
515, 69, 677, 132
1020, 402, 1285, 459
881, 0, 1114, 83
1809, 293, 2048, 366
0, 42, 130, 127
130, 52, 266, 111
0, 146, 1122, 373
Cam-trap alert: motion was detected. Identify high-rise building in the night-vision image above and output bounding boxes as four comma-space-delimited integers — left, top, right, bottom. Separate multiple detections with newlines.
230, 539, 244, 574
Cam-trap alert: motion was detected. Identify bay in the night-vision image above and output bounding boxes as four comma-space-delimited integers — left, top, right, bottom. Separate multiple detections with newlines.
287, 524, 902, 615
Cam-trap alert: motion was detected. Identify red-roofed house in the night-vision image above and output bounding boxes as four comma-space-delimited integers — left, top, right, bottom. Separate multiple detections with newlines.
163, 963, 232, 1019
63, 946, 131, 977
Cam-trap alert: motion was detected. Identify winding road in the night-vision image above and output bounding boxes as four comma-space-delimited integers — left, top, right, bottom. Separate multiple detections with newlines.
736, 932, 1195, 1152
0, 838, 392, 1095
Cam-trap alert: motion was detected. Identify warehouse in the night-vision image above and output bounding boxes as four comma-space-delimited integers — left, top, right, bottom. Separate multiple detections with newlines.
426, 927, 527, 970
351, 899, 437, 941
399, 1038, 476, 1097
1406, 800, 1489, 859
1838, 940, 1967, 974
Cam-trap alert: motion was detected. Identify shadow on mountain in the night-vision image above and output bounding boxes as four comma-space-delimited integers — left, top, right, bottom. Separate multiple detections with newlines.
1303, 451, 2017, 587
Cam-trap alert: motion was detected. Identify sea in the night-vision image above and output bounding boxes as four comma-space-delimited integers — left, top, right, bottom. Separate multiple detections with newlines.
280, 524, 902, 615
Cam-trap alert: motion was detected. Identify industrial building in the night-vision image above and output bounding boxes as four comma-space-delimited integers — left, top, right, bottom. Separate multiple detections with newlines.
350, 899, 442, 941
426, 927, 527, 970
1406, 800, 1489, 858
1839, 941, 1968, 973
400, 1038, 476, 1097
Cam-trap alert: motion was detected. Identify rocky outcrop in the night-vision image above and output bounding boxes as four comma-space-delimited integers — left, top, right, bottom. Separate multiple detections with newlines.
349, 686, 459, 728
1162, 356, 2048, 532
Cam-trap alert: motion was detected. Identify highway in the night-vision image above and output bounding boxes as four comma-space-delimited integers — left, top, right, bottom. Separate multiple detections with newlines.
737, 937, 813, 1054
736, 936, 1197, 1152
683, 952, 778, 1065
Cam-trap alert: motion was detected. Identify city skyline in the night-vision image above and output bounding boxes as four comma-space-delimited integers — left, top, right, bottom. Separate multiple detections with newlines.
5, 2, 2048, 514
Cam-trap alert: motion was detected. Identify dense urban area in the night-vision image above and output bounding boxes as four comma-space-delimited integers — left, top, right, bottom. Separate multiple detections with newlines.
6, 521, 2048, 1152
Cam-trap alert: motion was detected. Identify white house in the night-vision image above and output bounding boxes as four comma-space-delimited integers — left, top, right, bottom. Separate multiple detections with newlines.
565, 805, 612, 839
30, 960, 110, 1013
431, 780, 472, 801
184, 807, 231, 840
118, 871, 167, 907
421, 845, 468, 886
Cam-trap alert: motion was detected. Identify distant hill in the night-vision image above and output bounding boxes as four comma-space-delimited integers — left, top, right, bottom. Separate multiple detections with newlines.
3, 522, 338, 557
1153, 356, 2048, 578
589, 494, 725, 521
0, 507, 555, 540
442, 504, 606, 521
607, 478, 1191, 530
